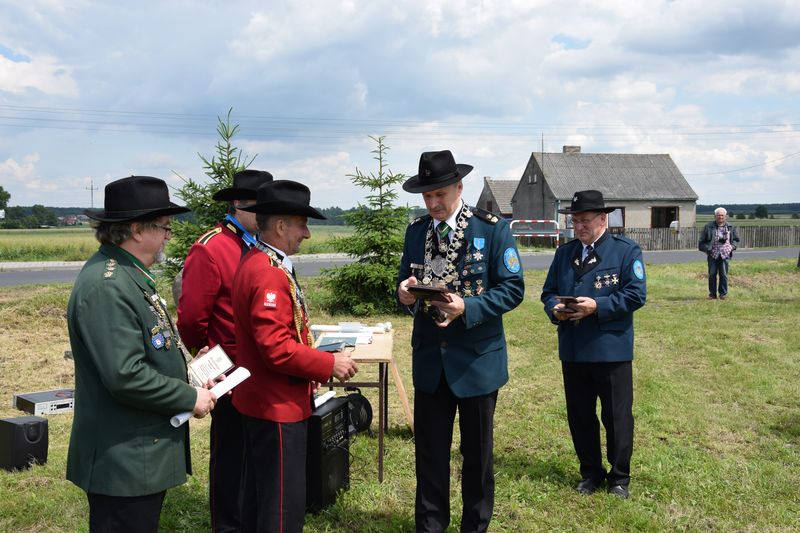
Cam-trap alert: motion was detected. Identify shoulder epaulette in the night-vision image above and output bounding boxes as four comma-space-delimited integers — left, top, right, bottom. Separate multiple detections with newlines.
102, 258, 117, 280
471, 207, 500, 224
409, 214, 431, 226
198, 227, 223, 245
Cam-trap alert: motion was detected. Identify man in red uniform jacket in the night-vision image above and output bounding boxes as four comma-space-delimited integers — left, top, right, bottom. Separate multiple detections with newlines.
232, 179, 358, 533
177, 169, 273, 532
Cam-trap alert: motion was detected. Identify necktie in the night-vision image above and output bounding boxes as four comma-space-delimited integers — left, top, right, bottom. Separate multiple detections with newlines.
436, 221, 451, 241
582, 244, 594, 265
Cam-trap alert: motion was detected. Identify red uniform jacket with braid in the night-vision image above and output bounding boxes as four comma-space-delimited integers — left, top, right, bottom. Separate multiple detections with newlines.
231, 246, 334, 422
177, 222, 248, 360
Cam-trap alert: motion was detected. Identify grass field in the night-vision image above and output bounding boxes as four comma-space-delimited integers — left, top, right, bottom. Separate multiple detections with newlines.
695, 213, 800, 227
0, 228, 98, 261
0, 260, 798, 531
0, 225, 352, 262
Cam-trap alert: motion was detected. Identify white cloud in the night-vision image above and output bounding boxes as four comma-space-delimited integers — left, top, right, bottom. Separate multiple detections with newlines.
0, 54, 77, 96
0, 153, 40, 183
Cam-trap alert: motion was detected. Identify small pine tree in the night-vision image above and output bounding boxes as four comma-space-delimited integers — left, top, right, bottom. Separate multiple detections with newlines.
321, 136, 409, 315
163, 109, 255, 282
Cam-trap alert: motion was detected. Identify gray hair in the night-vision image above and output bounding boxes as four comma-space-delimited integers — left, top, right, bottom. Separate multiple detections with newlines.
92, 220, 133, 246
91, 218, 160, 246
714, 207, 727, 216
256, 213, 288, 234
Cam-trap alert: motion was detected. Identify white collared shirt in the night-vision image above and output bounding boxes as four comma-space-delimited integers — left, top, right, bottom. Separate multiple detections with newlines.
439, 200, 464, 235
263, 242, 293, 272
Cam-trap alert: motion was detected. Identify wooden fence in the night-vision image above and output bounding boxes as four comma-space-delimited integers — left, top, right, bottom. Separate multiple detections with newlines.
613, 226, 800, 251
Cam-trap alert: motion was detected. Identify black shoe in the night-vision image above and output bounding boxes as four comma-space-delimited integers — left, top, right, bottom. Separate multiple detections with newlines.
576, 478, 602, 495
719, 294, 727, 300
608, 484, 629, 499
708, 294, 717, 300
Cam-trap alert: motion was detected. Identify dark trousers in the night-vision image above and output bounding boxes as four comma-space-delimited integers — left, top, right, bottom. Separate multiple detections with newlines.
87, 491, 166, 533
414, 375, 498, 533
209, 394, 246, 533
707, 256, 730, 297
241, 415, 307, 533
562, 361, 634, 487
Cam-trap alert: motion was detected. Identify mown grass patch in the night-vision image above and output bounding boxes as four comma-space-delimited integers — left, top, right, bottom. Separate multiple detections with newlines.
0, 260, 798, 531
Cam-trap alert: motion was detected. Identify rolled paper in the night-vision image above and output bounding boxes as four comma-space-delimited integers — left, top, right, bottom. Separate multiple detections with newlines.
170, 367, 251, 428
314, 390, 336, 409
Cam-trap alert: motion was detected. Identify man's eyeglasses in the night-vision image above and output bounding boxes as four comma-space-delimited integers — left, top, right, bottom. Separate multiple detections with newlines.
153, 224, 172, 236
571, 213, 602, 227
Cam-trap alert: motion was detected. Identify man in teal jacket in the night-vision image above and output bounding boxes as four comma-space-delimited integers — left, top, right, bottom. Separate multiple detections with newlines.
398, 150, 524, 532
67, 176, 218, 532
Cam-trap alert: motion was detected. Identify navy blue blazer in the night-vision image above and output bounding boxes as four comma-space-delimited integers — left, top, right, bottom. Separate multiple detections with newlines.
541, 231, 646, 363
398, 207, 525, 398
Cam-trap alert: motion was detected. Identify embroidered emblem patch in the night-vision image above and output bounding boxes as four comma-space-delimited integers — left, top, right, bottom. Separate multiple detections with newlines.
633, 259, 645, 280
264, 290, 278, 308
151, 333, 165, 349
503, 248, 521, 273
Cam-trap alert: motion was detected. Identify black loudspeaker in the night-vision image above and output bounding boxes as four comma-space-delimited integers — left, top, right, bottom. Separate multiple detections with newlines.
0, 416, 48, 471
306, 397, 349, 512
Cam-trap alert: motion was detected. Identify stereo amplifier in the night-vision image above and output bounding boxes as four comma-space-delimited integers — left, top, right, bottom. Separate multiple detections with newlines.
12, 389, 74, 416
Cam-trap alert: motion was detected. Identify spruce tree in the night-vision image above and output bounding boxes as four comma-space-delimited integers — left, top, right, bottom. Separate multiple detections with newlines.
321, 136, 409, 315
162, 109, 255, 282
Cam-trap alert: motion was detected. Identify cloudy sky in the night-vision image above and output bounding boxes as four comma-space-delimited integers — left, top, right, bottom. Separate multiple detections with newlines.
1, 0, 798, 210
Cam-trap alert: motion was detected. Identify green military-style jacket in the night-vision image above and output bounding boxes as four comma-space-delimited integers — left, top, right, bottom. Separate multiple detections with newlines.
66, 244, 197, 497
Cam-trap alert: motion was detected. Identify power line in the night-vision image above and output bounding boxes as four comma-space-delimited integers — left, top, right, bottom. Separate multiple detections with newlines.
683, 150, 800, 176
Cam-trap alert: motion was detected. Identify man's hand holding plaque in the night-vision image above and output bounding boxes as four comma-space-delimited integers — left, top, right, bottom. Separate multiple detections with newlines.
399, 276, 464, 327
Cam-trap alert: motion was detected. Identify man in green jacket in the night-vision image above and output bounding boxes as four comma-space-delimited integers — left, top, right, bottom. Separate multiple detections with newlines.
67, 176, 218, 532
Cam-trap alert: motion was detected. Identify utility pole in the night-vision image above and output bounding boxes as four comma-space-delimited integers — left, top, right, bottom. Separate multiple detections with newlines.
85, 180, 99, 209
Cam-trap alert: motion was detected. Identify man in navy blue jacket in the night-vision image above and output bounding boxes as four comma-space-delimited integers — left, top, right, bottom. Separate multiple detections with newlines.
541, 190, 646, 499
398, 150, 524, 532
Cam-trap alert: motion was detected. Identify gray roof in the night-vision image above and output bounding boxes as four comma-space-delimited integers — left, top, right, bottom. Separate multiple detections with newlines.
532, 152, 698, 201
483, 179, 517, 213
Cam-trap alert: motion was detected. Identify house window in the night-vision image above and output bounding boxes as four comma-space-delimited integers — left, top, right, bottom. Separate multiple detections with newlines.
608, 208, 625, 234
651, 206, 678, 228
608, 208, 625, 228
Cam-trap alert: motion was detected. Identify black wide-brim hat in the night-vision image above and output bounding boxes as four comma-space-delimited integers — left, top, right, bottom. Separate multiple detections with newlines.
85, 176, 190, 222
557, 189, 618, 214
212, 169, 274, 201
402, 150, 473, 193
241, 180, 326, 219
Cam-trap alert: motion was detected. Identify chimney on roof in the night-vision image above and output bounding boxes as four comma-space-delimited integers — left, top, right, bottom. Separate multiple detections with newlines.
563, 145, 581, 154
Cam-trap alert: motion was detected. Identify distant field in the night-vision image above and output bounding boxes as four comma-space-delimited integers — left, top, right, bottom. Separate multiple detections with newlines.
0, 227, 97, 261
0, 225, 355, 262
696, 214, 800, 227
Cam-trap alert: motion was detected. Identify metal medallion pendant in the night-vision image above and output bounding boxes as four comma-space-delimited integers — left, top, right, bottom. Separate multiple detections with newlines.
430, 256, 448, 277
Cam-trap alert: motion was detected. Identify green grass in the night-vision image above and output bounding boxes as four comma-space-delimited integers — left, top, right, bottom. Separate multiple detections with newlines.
0, 227, 98, 261
696, 213, 800, 227
1, 260, 799, 531
0, 225, 355, 262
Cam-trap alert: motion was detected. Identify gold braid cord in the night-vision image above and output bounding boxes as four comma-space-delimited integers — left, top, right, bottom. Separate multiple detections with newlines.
263, 250, 314, 347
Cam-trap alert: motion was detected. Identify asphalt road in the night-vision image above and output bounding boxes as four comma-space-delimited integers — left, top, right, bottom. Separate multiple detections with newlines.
1, 247, 797, 287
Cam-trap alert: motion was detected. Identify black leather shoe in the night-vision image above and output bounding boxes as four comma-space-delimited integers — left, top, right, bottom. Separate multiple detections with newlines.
608, 484, 629, 499
576, 478, 602, 495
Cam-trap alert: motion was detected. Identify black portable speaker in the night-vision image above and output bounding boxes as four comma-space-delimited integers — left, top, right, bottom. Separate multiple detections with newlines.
306, 397, 349, 512
0, 416, 48, 471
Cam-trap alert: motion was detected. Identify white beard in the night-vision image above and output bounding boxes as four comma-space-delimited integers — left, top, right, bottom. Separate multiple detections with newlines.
154, 245, 167, 264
